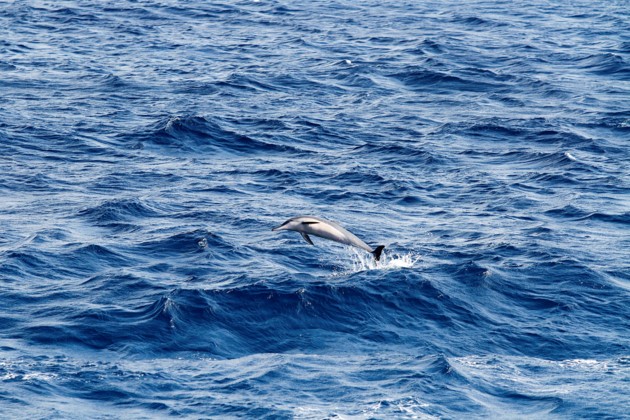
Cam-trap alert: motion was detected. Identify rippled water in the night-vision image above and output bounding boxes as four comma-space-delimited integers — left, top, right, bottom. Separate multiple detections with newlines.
1, 0, 629, 418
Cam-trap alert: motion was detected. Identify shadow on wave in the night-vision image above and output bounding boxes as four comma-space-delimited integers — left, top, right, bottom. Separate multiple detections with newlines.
574, 53, 630, 77
544, 205, 630, 225
15, 277, 457, 357
119, 115, 304, 155
389, 67, 504, 93
77, 198, 163, 225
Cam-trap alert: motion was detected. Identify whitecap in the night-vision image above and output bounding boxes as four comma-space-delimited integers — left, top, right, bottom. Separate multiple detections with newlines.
564, 151, 577, 161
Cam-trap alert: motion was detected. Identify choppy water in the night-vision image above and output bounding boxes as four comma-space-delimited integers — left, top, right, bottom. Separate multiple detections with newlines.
1, 0, 629, 418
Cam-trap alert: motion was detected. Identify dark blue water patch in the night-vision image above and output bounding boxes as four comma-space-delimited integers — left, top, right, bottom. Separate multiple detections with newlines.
214, 73, 280, 94
328, 168, 387, 186
544, 204, 604, 221
76, 198, 163, 226
271, 72, 349, 95
80, 272, 166, 298
527, 128, 595, 147
330, 68, 385, 91
449, 14, 509, 28
171, 81, 219, 96
2, 250, 53, 278
132, 229, 228, 259
8, 275, 458, 358
0, 61, 17, 71
3, 129, 121, 163
389, 68, 502, 93
447, 260, 491, 288
574, 211, 630, 225
79, 73, 138, 91
239, 168, 298, 186
0, 172, 65, 193
528, 172, 581, 185
87, 170, 186, 196
222, 116, 290, 133
119, 115, 305, 156
351, 143, 445, 166
579, 114, 630, 140
458, 66, 517, 84
433, 118, 528, 142
64, 243, 130, 265
574, 53, 630, 77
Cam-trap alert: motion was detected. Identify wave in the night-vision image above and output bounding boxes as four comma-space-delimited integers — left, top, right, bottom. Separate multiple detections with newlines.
14, 249, 615, 361
390, 68, 501, 93
449, 14, 508, 28
545, 206, 630, 225
77, 198, 163, 225
132, 229, 238, 264
575, 53, 630, 77
118, 115, 306, 155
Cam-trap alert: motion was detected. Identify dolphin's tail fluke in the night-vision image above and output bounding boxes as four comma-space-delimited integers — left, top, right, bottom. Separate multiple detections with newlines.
371, 245, 385, 262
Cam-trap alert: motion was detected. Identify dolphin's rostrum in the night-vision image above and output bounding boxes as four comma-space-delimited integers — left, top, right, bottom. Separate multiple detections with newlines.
272, 216, 385, 261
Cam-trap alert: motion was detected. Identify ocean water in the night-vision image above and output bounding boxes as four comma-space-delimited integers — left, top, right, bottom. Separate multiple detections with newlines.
1, 0, 629, 418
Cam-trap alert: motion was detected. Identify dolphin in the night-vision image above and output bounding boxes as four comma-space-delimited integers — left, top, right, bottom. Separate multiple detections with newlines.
272, 216, 385, 261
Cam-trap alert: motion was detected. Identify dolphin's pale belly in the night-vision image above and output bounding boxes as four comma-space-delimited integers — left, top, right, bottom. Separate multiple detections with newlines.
304, 223, 372, 252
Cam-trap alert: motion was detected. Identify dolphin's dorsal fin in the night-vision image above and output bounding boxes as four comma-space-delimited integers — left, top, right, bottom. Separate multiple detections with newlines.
301, 232, 315, 245
371, 245, 385, 261
301, 221, 319, 225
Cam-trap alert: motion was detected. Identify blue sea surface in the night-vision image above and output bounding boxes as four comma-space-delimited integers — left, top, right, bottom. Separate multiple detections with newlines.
1, 0, 629, 418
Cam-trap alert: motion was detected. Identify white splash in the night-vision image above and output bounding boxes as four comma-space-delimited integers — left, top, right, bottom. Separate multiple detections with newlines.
331, 248, 421, 276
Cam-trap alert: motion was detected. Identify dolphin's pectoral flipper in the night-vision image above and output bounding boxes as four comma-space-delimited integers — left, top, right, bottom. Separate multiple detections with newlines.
371, 245, 385, 262
301, 232, 315, 245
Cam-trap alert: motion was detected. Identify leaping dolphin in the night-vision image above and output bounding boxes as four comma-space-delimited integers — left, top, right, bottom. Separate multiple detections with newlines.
272, 216, 385, 261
